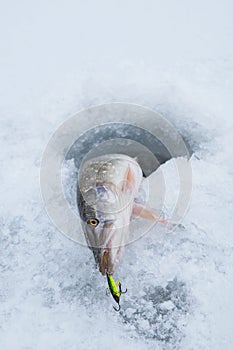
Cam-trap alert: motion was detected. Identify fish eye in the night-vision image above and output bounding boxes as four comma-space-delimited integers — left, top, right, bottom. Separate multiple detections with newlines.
87, 218, 99, 227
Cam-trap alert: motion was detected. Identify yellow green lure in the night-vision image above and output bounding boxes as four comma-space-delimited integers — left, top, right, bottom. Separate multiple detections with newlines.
106, 274, 127, 311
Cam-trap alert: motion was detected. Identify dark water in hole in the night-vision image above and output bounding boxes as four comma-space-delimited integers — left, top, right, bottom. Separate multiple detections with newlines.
66, 123, 193, 177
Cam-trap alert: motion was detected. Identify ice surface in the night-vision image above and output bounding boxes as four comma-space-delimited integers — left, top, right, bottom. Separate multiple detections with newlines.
1, 0, 233, 349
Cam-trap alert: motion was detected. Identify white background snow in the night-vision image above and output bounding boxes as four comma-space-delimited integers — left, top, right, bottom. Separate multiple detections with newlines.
1, 1, 233, 349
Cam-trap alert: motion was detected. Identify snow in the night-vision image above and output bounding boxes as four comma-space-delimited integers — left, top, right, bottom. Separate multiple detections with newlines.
1, 0, 233, 349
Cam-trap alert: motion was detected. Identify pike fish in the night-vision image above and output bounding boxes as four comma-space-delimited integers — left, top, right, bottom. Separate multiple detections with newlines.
77, 153, 167, 276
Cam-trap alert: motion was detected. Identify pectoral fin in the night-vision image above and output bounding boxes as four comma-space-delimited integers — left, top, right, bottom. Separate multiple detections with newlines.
132, 203, 168, 225
122, 165, 135, 193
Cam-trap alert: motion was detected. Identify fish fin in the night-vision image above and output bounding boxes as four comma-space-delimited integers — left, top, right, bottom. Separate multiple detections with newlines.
122, 166, 135, 193
132, 203, 168, 225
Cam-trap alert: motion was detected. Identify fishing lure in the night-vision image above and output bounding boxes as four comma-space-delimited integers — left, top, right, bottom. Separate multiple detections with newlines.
106, 274, 127, 311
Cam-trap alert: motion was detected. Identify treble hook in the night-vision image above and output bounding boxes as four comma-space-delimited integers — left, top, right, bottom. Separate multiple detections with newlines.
119, 283, 127, 294
113, 304, 121, 312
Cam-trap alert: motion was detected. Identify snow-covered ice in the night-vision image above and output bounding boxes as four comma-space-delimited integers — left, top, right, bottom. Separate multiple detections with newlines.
1, 1, 233, 349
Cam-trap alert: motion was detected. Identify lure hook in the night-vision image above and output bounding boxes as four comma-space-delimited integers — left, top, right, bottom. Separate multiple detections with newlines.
119, 283, 127, 294
113, 304, 121, 312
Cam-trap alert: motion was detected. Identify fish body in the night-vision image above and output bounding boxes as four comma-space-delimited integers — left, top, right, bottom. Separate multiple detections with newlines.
77, 153, 167, 275
77, 154, 142, 275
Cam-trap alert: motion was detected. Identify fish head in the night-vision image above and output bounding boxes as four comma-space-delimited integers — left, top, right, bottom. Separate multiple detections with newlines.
78, 182, 132, 275
77, 154, 142, 275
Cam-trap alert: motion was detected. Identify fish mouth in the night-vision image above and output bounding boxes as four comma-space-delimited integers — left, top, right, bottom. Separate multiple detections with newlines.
100, 250, 109, 275
99, 236, 124, 276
